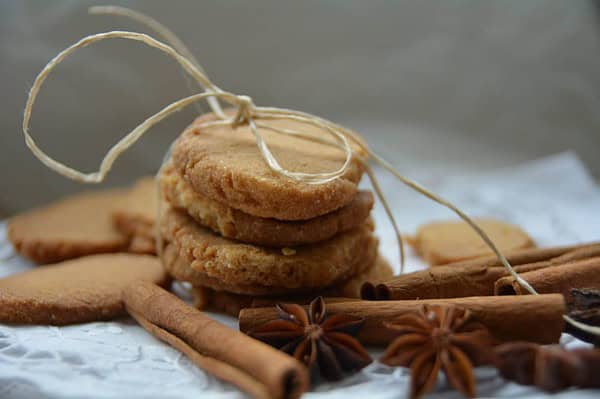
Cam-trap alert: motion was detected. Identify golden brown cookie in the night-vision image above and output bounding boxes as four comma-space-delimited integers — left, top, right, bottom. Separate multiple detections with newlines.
112, 177, 157, 254
161, 165, 374, 247
411, 218, 535, 266
161, 208, 379, 293
8, 189, 130, 264
0, 254, 169, 325
171, 111, 366, 220
191, 255, 393, 316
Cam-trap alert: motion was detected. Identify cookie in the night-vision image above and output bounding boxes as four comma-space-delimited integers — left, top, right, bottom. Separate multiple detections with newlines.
161, 165, 374, 247
161, 208, 379, 293
411, 218, 535, 266
112, 177, 157, 254
191, 255, 393, 316
8, 189, 130, 264
0, 254, 169, 325
171, 111, 366, 220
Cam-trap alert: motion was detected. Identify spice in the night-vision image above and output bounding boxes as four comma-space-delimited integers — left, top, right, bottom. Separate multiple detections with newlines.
495, 342, 600, 391
570, 288, 600, 310
380, 304, 495, 399
363, 262, 536, 300
249, 296, 372, 381
565, 308, 600, 346
565, 288, 600, 346
240, 295, 566, 345
363, 243, 600, 301
494, 256, 600, 299
123, 282, 309, 399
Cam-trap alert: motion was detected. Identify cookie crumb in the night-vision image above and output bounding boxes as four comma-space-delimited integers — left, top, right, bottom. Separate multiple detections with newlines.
281, 248, 296, 256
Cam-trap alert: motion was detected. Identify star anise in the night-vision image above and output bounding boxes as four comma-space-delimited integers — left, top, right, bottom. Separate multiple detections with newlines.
380, 304, 496, 399
570, 288, 600, 310
248, 296, 372, 381
566, 288, 600, 346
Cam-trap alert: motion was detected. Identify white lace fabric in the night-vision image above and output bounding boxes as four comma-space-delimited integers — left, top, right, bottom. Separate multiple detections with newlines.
1, 152, 599, 398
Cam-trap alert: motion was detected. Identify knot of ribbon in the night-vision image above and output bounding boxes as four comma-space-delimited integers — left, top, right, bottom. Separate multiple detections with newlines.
231, 95, 256, 128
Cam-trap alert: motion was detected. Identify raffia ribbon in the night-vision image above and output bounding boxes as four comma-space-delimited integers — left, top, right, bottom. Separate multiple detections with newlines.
21, 6, 598, 335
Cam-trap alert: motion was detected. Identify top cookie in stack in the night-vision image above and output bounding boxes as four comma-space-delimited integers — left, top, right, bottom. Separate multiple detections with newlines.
170, 112, 365, 220
159, 112, 392, 315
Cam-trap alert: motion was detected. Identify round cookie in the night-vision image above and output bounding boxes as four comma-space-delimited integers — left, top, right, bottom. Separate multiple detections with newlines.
8, 189, 130, 264
161, 165, 374, 247
0, 254, 169, 325
171, 110, 366, 220
112, 176, 157, 254
191, 256, 394, 317
411, 218, 535, 266
160, 208, 379, 293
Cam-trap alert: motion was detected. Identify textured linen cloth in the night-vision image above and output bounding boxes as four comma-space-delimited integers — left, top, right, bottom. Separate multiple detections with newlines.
0, 152, 599, 399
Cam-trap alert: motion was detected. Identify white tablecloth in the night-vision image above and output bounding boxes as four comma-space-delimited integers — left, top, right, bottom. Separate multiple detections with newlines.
1, 152, 599, 398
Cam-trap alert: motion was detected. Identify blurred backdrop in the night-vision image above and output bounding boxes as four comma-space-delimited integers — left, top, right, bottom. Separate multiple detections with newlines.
1, 0, 599, 217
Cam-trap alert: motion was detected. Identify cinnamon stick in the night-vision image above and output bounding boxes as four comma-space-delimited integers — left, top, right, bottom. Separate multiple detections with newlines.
495, 257, 600, 302
250, 296, 355, 308
130, 311, 271, 399
365, 243, 600, 300
442, 243, 593, 269
124, 282, 309, 399
240, 294, 565, 346
365, 262, 545, 301
551, 244, 600, 263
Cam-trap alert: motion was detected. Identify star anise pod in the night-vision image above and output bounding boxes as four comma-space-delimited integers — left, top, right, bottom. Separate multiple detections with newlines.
248, 296, 372, 381
569, 288, 600, 310
380, 304, 496, 399
566, 288, 600, 346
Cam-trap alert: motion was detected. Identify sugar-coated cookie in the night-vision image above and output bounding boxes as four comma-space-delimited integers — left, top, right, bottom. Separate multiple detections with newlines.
160, 208, 378, 293
161, 165, 374, 247
0, 254, 169, 325
8, 189, 130, 264
411, 218, 535, 266
171, 111, 366, 220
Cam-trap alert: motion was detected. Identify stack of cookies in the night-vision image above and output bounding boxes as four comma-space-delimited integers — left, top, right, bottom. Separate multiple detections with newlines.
158, 112, 393, 316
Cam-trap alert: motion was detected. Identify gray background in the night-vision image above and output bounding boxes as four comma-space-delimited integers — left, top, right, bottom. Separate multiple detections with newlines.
1, 0, 599, 217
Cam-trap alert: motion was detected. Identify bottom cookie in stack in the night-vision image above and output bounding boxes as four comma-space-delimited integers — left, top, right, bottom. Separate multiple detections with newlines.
191, 255, 393, 316
160, 207, 389, 316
